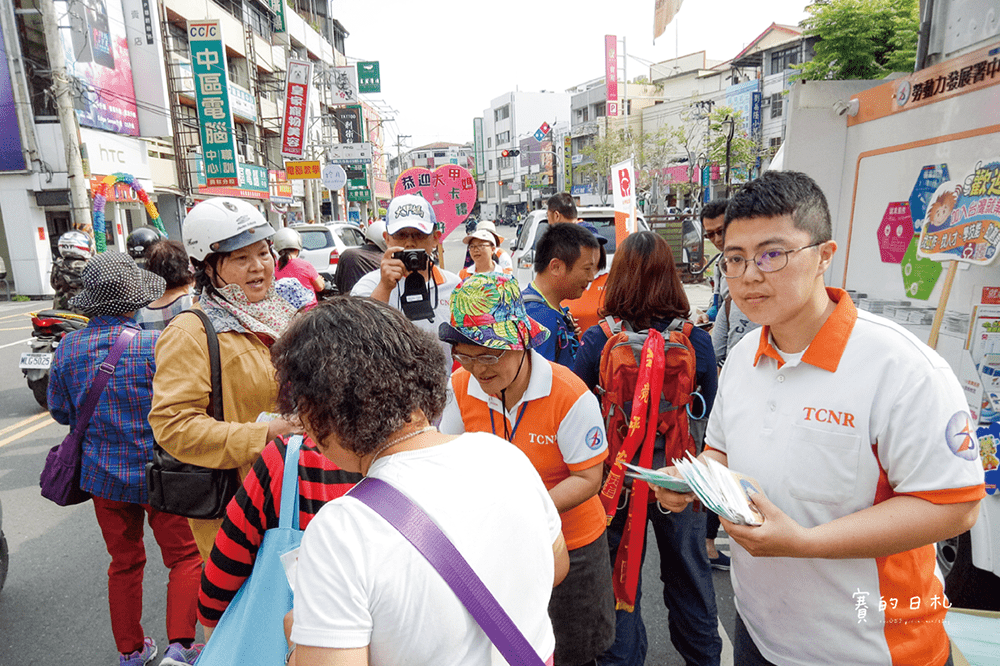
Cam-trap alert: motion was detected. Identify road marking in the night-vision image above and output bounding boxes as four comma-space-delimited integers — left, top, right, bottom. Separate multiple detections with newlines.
0, 326, 32, 331
0, 337, 32, 350
0, 411, 52, 437
0, 416, 56, 449
0, 310, 38, 321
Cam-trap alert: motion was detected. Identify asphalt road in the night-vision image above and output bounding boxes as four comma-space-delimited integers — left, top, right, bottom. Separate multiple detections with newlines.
0, 264, 736, 665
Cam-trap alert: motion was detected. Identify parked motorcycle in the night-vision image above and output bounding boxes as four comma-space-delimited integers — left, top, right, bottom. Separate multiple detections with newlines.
20, 310, 89, 409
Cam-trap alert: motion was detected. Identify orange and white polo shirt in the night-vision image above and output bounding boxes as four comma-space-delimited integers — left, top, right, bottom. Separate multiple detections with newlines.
440, 350, 608, 550
707, 288, 985, 666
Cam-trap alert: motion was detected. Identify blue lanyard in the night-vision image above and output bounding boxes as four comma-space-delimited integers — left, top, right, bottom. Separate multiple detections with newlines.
490, 401, 530, 443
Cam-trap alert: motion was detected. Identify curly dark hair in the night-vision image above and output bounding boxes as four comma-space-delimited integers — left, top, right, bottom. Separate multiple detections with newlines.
144, 240, 194, 290
271, 297, 448, 456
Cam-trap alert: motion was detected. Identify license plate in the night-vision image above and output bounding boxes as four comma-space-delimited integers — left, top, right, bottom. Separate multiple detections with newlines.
19, 352, 52, 369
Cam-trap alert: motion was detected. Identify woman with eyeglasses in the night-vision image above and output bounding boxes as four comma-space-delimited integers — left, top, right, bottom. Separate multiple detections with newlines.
459, 220, 513, 279
439, 273, 615, 666
572, 230, 722, 666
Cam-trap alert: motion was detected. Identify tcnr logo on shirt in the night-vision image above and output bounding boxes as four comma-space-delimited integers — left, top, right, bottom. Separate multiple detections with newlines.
802, 407, 856, 428
528, 433, 558, 446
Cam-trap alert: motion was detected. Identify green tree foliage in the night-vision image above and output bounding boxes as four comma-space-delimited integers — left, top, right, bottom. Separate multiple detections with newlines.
798, 0, 920, 80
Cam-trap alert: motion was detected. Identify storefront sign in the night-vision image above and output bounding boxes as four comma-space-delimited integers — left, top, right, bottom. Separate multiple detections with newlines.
269, 0, 286, 34
285, 161, 320, 179
62, 0, 140, 135
196, 160, 268, 197
281, 59, 312, 158
188, 19, 240, 187
0, 23, 25, 171
269, 169, 293, 203
327, 143, 373, 164
564, 136, 572, 193
332, 106, 363, 144
605, 35, 618, 104
357, 61, 380, 93
322, 163, 347, 190
347, 187, 371, 202
332, 66, 358, 104
122, 0, 171, 137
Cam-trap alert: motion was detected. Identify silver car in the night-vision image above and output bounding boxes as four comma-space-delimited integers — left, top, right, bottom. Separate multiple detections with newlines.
290, 223, 367, 286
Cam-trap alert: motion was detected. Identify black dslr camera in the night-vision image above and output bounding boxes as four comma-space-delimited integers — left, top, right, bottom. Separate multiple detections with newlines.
393, 249, 430, 273
392, 249, 435, 322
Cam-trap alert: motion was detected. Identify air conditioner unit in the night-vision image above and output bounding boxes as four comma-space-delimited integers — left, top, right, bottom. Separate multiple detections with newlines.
762, 97, 771, 106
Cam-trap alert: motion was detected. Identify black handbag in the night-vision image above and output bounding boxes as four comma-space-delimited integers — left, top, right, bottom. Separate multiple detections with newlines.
146, 309, 241, 519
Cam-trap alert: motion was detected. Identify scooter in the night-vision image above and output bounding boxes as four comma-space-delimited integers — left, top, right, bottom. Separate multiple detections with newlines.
20, 310, 89, 409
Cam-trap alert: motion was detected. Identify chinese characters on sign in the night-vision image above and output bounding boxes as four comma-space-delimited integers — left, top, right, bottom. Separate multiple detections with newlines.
188, 20, 239, 187
605, 34, 618, 111
393, 166, 477, 238
281, 59, 312, 159
332, 106, 363, 144
284, 161, 321, 179
332, 66, 358, 104
917, 158, 1000, 265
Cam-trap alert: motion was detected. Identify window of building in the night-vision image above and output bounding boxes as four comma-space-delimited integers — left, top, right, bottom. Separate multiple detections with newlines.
494, 105, 510, 122
595, 104, 605, 118
496, 130, 510, 144
488, 159, 493, 171
434, 151, 446, 157
769, 136, 783, 156
582, 107, 589, 122
770, 45, 799, 74
770, 93, 783, 118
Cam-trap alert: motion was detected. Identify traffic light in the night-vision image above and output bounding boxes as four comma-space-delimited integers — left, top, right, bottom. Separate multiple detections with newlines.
501, 149, 521, 157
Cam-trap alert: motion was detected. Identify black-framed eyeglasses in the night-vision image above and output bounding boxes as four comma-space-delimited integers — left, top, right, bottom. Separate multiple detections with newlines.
720, 242, 824, 278
468, 242, 494, 251
704, 228, 724, 240
452, 350, 506, 366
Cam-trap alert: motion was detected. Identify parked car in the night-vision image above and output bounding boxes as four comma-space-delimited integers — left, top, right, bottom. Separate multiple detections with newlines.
290, 223, 367, 288
1, 497, 8, 593
510, 207, 649, 288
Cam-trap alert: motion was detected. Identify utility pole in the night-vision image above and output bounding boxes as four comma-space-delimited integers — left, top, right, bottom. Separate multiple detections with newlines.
39, 0, 90, 234
394, 134, 411, 179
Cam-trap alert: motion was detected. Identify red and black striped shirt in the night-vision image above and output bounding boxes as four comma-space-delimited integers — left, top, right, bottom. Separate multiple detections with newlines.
198, 435, 362, 627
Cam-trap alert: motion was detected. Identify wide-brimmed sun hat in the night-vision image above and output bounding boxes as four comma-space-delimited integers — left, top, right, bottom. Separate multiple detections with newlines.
438, 273, 549, 351
70, 252, 166, 316
462, 229, 498, 246
472, 220, 503, 246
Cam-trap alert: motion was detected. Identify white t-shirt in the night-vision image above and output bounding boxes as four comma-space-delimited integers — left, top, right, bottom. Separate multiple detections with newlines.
292, 433, 560, 665
709, 290, 984, 666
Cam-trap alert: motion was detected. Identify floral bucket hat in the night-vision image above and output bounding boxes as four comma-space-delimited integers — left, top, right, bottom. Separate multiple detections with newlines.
438, 273, 549, 350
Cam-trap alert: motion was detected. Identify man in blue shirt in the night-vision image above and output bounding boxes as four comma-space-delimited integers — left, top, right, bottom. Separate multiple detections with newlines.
522, 223, 601, 368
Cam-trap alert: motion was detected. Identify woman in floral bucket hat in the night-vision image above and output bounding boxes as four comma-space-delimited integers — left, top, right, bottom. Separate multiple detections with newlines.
439, 273, 615, 666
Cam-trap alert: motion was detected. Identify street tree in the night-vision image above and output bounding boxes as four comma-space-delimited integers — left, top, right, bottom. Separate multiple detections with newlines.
578, 128, 631, 205
798, 0, 920, 80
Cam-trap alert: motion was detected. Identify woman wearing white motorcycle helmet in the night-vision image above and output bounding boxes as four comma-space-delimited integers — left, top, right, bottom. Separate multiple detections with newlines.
148, 197, 304, 560
272, 227, 324, 306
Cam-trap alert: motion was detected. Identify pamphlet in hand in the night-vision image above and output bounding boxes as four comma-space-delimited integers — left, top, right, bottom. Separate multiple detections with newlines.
623, 462, 692, 493
627, 454, 764, 526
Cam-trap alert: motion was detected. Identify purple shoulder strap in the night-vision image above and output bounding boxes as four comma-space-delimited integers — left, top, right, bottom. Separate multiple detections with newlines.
348, 476, 546, 666
69, 327, 138, 440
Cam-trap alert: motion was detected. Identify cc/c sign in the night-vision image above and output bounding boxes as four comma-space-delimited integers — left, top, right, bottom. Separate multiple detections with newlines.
188, 23, 218, 39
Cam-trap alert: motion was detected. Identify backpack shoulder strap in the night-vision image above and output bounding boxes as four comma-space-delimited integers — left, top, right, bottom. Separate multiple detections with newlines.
724, 295, 733, 321
183, 309, 223, 422
521, 292, 546, 306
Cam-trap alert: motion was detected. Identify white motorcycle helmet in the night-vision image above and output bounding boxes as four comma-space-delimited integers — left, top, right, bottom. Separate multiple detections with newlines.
182, 198, 275, 262
366, 219, 387, 251
272, 227, 303, 253
57, 230, 94, 260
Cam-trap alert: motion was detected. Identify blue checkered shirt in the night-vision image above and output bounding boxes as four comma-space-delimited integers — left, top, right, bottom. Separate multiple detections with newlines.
48, 316, 160, 504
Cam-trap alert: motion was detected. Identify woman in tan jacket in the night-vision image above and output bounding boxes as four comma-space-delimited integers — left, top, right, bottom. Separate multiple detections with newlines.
149, 198, 303, 559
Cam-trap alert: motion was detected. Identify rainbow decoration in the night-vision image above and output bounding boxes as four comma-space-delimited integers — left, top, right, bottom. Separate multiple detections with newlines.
91, 173, 167, 253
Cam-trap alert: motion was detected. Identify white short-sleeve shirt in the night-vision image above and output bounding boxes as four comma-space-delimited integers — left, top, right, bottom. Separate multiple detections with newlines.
708, 289, 985, 666
291, 434, 560, 665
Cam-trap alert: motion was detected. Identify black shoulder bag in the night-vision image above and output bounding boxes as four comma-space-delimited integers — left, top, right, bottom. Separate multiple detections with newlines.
146, 309, 241, 519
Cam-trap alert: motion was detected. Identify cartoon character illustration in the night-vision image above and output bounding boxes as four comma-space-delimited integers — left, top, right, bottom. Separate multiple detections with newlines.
925, 187, 958, 233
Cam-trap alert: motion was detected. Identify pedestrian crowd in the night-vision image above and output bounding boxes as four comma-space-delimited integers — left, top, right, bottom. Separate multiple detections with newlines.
44, 171, 984, 666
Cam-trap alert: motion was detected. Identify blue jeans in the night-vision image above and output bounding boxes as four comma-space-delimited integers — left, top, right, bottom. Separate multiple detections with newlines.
598, 497, 721, 666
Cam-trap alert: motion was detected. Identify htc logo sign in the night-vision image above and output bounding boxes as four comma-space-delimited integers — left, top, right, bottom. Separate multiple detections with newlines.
99, 146, 127, 164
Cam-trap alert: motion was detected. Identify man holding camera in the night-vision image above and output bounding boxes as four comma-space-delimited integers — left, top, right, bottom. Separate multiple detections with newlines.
351, 195, 460, 342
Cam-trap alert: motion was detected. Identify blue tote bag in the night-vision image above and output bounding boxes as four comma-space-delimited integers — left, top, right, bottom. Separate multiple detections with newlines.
197, 435, 304, 666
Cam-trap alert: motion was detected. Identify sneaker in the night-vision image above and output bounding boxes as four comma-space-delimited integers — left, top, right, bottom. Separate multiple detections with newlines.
120, 637, 157, 666
160, 642, 204, 666
709, 552, 731, 571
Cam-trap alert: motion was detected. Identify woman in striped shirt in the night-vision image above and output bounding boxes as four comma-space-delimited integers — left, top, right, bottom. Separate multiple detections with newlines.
197, 434, 362, 631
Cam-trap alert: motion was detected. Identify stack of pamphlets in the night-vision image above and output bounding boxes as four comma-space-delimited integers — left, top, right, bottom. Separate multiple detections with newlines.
623, 454, 764, 526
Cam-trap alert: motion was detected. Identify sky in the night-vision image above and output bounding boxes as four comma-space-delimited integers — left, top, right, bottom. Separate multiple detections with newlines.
330, 0, 813, 151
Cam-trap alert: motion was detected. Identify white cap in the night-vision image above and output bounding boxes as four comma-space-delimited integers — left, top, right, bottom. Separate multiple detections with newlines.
463, 229, 497, 246
386, 195, 435, 235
